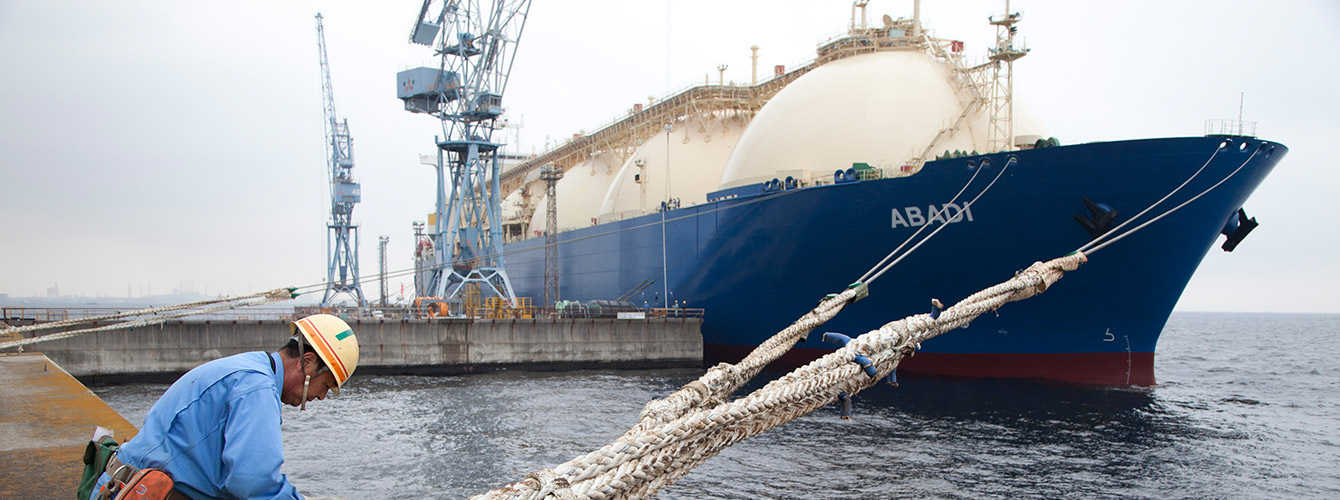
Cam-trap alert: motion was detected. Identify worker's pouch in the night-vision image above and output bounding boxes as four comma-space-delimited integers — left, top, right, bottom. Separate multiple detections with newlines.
78, 436, 118, 500
97, 462, 176, 500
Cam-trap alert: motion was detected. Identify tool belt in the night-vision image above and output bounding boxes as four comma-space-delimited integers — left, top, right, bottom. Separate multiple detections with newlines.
79, 436, 120, 500
99, 452, 190, 500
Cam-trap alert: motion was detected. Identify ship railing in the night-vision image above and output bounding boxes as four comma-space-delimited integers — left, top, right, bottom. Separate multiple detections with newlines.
596, 209, 653, 225
545, 54, 815, 149
648, 307, 705, 319
959, 53, 994, 71
1205, 119, 1258, 137
1, 307, 71, 324
505, 51, 816, 186
807, 165, 911, 187
988, 9, 1026, 26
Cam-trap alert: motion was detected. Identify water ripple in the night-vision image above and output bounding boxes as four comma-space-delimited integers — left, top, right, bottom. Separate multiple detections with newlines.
91, 313, 1340, 499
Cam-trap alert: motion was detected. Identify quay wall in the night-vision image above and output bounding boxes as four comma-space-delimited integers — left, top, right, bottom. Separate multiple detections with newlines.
17, 318, 702, 382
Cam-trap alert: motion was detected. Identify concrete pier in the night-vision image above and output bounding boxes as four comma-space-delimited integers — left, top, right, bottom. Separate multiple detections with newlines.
0, 316, 699, 496
0, 353, 138, 499
16, 317, 703, 381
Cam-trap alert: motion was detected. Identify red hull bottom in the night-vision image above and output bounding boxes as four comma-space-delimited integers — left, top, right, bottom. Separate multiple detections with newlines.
706, 345, 1156, 386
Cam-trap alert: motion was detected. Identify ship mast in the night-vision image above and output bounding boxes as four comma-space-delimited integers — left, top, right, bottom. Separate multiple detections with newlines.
986, 1, 1029, 153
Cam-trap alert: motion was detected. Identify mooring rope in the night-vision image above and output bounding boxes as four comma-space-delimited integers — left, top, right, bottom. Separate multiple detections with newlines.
1, 288, 296, 335
627, 283, 868, 438
1085, 145, 1260, 256
473, 253, 1086, 500
857, 155, 997, 284
0, 288, 295, 351
1078, 140, 1229, 255
864, 156, 1017, 286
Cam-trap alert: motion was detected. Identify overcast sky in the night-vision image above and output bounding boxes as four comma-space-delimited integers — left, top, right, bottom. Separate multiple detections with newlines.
1, 1, 1337, 312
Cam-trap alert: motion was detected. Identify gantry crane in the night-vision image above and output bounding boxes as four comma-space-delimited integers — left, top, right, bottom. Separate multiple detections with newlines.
316, 13, 367, 308
398, 0, 533, 308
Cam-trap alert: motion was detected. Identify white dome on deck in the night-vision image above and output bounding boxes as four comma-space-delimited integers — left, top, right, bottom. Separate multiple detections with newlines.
599, 110, 749, 221
528, 152, 621, 232
720, 50, 1047, 189
501, 186, 529, 221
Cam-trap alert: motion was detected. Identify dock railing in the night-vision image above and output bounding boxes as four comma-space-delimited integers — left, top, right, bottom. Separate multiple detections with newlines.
2, 307, 299, 324
3, 305, 704, 328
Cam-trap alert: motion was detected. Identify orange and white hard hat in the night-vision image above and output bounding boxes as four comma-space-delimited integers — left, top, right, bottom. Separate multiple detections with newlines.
290, 314, 359, 387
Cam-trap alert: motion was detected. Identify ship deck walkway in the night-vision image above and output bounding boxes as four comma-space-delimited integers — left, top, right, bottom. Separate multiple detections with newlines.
499, 64, 815, 195
498, 22, 976, 199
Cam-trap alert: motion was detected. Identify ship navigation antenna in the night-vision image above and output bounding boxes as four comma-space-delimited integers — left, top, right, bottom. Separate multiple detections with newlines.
399, 0, 534, 309
1239, 91, 1245, 132
315, 13, 368, 308
986, 0, 1029, 153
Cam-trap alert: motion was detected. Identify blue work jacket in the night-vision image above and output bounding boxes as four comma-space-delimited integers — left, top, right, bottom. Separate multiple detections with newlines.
90, 351, 303, 500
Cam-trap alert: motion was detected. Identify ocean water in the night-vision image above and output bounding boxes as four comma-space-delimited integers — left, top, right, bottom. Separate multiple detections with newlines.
94, 312, 1340, 499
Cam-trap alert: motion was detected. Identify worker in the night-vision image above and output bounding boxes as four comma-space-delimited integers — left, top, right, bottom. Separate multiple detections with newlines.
87, 314, 359, 500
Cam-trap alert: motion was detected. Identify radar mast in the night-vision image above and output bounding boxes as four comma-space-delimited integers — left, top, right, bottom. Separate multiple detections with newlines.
986, 1, 1029, 152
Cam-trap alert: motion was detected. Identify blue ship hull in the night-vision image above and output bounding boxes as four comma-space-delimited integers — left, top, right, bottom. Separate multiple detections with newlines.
501, 136, 1286, 385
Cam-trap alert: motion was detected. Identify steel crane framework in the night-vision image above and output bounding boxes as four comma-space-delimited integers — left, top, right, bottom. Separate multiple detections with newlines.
315, 13, 367, 308
399, 0, 533, 307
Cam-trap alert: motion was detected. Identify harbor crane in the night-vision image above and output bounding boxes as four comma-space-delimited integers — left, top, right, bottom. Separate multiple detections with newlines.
315, 13, 367, 308
398, 0, 533, 308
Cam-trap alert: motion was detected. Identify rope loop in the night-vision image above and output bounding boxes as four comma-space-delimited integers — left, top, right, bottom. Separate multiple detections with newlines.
700, 364, 740, 406
523, 469, 576, 500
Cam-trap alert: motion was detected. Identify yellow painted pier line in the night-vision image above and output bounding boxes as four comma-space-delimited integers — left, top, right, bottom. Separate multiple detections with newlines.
0, 352, 138, 499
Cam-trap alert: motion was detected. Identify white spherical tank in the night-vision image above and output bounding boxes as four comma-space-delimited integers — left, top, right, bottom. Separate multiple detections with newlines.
501, 186, 529, 221
599, 110, 750, 221
528, 152, 622, 232
720, 50, 1047, 189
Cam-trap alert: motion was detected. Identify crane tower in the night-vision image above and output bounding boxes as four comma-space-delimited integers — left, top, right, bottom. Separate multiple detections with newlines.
398, 0, 533, 307
316, 13, 367, 308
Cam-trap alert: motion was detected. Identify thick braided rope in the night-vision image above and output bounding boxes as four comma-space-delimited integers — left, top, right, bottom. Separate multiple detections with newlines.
555, 358, 877, 500
471, 253, 1085, 500
622, 286, 863, 439
474, 286, 862, 500
589, 364, 874, 500
605, 253, 1087, 499
0, 289, 294, 351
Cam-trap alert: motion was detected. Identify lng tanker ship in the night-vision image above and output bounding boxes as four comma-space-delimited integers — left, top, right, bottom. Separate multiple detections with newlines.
460, 6, 1286, 385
